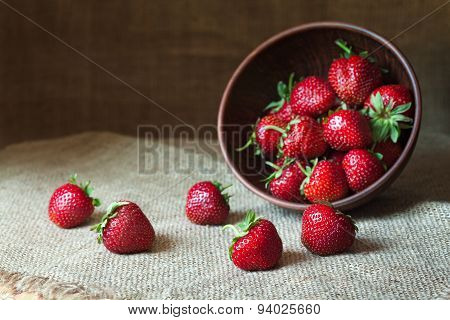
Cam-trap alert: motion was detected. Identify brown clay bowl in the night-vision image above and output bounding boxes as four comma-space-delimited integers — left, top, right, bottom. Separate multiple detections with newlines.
218, 21, 421, 211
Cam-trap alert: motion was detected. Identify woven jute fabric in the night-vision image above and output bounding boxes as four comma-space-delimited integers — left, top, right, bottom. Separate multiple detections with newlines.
0, 131, 448, 299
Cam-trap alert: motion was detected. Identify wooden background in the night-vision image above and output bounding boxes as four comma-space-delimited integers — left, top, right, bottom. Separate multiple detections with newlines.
0, 0, 449, 147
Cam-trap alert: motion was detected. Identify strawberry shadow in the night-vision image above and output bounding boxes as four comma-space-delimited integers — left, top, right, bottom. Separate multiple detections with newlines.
152, 234, 174, 253
80, 210, 103, 228
279, 250, 307, 267
349, 237, 386, 254
226, 211, 246, 224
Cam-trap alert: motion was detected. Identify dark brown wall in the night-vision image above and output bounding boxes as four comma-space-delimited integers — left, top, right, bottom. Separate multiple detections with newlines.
0, 0, 449, 147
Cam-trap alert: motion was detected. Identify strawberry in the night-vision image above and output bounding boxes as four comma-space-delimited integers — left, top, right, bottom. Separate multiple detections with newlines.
300, 159, 349, 203
342, 149, 385, 192
274, 101, 294, 122
364, 84, 413, 117
373, 140, 402, 168
264, 73, 298, 121
301, 203, 357, 255
237, 114, 287, 157
185, 181, 231, 225
290, 76, 336, 117
273, 156, 288, 168
327, 150, 346, 165
48, 174, 101, 228
264, 158, 305, 202
281, 116, 328, 160
363, 86, 413, 143
328, 39, 382, 105
92, 201, 155, 254
224, 210, 282, 271
323, 109, 372, 151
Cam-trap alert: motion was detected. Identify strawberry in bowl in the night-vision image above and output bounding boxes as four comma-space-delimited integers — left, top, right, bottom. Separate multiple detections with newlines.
219, 22, 421, 211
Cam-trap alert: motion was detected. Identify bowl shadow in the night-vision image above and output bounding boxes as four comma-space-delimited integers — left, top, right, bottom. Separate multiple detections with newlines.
349, 138, 450, 218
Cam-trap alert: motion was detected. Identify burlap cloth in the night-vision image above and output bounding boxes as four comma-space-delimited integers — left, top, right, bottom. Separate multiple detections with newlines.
0, 131, 448, 300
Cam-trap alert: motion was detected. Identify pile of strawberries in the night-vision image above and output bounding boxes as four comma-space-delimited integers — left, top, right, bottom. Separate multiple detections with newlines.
239, 39, 414, 204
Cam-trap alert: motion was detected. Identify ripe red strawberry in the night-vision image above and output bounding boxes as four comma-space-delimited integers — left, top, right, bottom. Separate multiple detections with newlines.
327, 150, 346, 165
300, 159, 349, 203
364, 84, 412, 116
185, 181, 231, 225
224, 210, 282, 271
264, 158, 305, 202
237, 114, 287, 157
363, 86, 413, 143
290, 76, 336, 117
274, 101, 294, 122
273, 156, 288, 168
323, 109, 372, 151
373, 140, 403, 168
282, 116, 328, 159
342, 149, 385, 192
92, 201, 155, 254
328, 39, 382, 105
265, 73, 298, 121
301, 203, 357, 255
48, 174, 101, 228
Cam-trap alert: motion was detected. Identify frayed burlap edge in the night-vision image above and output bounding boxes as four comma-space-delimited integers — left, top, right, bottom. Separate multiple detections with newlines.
1, 269, 448, 300
0, 270, 116, 300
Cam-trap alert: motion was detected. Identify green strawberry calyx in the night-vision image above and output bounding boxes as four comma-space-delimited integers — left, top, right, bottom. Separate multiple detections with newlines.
368, 146, 387, 171
237, 117, 296, 156
262, 157, 296, 188
298, 158, 319, 196
335, 38, 353, 58
264, 73, 298, 113
363, 92, 413, 143
335, 38, 378, 64
90, 201, 129, 244
265, 117, 301, 156
69, 173, 101, 207
235, 123, 262, 156
223, 210, 262, 259
367, 144, 384, 161
212, 181, 232, 204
